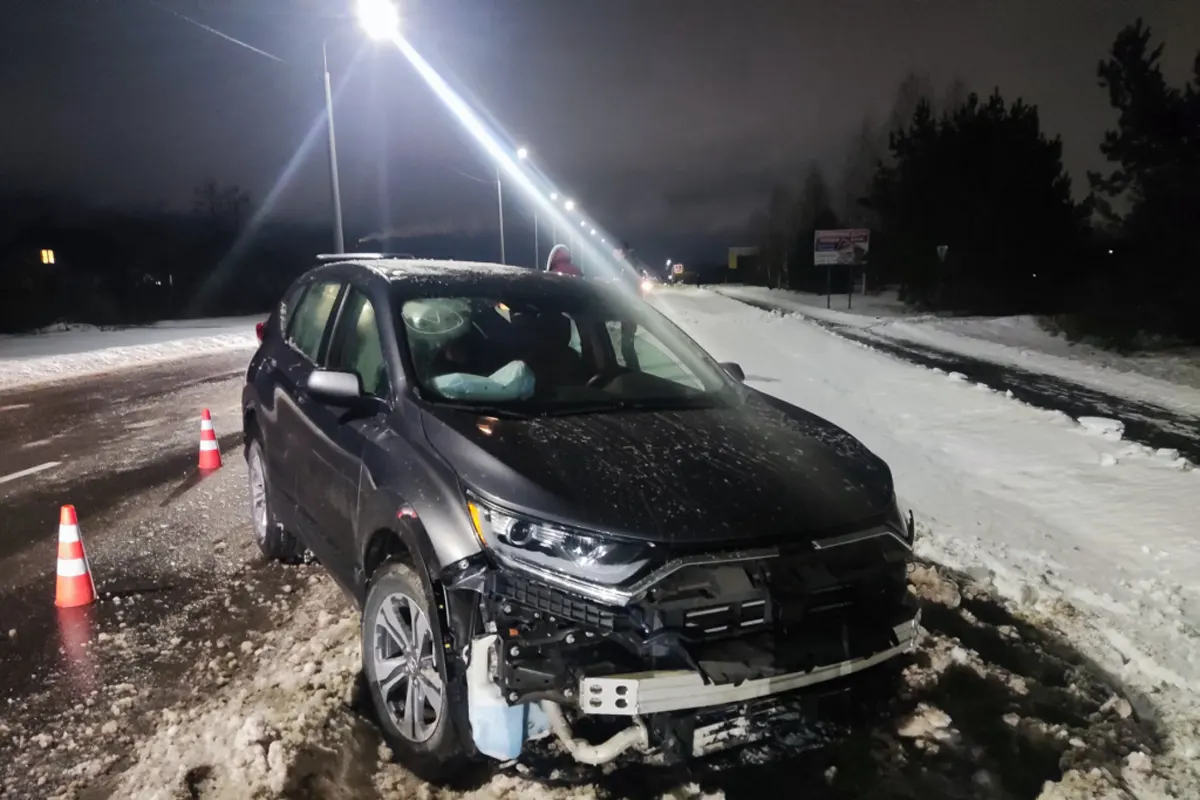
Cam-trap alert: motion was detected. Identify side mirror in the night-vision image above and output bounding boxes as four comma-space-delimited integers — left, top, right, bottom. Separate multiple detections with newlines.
719, 362, 745, 382
304, 369, 363, 405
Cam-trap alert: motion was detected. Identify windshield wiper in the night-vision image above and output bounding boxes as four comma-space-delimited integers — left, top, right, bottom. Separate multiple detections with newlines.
535, 396, 719, 417
424, 400, 536, 419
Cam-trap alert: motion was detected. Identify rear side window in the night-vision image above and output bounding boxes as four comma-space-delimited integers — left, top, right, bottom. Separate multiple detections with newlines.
327, 289, 390, 398
277, 282, 307, 334
288, 281, 342, 363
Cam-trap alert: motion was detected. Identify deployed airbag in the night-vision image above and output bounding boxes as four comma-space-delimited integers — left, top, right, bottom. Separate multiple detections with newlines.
431, 360, 535, 401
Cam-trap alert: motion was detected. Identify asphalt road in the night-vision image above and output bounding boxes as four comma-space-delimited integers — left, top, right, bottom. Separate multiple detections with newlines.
0, 347, 316, 796
0, 351, 253, 586
729, 295, 1200, 464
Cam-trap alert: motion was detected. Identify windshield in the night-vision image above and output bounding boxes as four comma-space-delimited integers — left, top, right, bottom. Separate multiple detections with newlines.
395, 286, 737, 414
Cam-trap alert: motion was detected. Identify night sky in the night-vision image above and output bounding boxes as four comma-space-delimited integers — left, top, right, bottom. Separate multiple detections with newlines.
2, 0, 1197, 266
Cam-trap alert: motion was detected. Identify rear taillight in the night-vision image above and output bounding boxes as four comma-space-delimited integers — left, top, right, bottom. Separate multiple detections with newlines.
255, 321, 266, 343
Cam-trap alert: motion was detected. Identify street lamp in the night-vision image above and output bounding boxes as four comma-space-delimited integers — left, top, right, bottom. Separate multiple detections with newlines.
357, 0, 401, 40
322, 0, 401, 254
564, 199, 575, 212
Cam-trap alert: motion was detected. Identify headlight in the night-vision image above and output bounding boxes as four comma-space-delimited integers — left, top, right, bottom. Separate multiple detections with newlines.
467, 496, 651, 586
640, 279, 653, 293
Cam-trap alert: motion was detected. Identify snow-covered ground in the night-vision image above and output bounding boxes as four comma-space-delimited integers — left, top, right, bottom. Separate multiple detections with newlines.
715, 285, 1200, 412
653, 287, 1200, 795
96, 565, 1176, 800
0, 316, 262, 391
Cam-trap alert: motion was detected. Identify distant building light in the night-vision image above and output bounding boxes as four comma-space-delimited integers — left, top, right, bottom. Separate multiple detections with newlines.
41, 249, 55, 265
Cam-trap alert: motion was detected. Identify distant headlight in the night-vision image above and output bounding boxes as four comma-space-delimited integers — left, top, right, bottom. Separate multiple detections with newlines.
640, 279, 653, 293
467, 496, 651, 586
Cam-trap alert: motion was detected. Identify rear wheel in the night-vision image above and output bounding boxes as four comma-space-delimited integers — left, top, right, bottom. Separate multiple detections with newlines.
362, 562, 470, 781
245, 440, 304, 563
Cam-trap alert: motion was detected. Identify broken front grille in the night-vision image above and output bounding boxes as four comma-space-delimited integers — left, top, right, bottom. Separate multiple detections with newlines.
680, 598, 767, 636
493, 571, 617, 632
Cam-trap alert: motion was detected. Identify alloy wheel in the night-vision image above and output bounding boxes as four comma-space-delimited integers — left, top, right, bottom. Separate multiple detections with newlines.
372, 591, 445, 743
247, 448, 269, 546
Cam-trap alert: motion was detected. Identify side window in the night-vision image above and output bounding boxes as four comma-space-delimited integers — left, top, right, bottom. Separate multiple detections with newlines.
609, 321, 704, 391
327, 289, 390, 398
278, 282, 307, 334
287, 281, 342, 363
567, 316, 582, 354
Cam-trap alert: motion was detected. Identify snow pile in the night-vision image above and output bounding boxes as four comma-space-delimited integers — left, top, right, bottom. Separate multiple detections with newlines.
651, 288, 1200, 792
1078, 417, 1126, 440
107, 578, 666, 800
101, 564, 1197, 799
718, 284, 915, 321
0, 316, 260, 390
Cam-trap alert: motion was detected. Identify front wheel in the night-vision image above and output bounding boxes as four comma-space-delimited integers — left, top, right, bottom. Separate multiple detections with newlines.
245, 440, 304, 563
362, 562, 470, 782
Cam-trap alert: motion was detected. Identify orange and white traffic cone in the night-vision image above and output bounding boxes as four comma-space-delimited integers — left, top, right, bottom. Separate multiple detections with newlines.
198, 409, 222, 471
55, 505, 97, 608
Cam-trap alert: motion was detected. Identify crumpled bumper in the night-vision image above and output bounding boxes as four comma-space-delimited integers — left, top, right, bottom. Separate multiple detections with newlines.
577, 612, 920, 716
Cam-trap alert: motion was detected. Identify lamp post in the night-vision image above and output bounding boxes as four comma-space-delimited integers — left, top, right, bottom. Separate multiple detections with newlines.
322, 39, 345, 254
517, 148, 537, 267
495, 165, 506, 264
322, 0, 402, 254
494, 145, 529, 265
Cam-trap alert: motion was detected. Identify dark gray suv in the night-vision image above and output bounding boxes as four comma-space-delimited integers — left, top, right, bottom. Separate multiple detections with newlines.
242, 256, 919, 780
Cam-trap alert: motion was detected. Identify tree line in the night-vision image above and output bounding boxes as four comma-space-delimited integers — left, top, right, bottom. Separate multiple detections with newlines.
746, 20, 1200, 348
0, 180, 327, 334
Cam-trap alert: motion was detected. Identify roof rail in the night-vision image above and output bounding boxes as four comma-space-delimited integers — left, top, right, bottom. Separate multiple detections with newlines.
315, 252, 393, 262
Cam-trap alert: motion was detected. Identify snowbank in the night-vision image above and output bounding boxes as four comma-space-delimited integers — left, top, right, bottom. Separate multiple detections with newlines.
0, 316, 261, 390
718, 285, 914, 320
652, 288, 1200, 788
715, 285, 1200, 413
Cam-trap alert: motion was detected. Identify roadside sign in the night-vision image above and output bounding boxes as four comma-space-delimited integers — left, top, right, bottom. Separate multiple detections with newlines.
672, 263, 684, 275
814, 229, 870, 266
727, 246, 758, 271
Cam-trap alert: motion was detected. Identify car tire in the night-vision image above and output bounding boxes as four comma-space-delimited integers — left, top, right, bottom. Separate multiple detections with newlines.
362, 561, 470, 782
245, 439, 304, 563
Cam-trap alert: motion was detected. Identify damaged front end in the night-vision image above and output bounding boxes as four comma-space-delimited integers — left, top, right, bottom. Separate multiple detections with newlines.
448, 496, 921, 765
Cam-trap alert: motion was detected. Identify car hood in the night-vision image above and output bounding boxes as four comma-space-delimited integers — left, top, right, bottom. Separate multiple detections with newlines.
419, 394, 894, 547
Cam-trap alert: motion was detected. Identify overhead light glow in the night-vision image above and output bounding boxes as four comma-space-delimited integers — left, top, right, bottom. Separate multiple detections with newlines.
516, 147, 529, 160
550, 192, 559, 201
564, 199, 576, 211
357, 0, 401, 41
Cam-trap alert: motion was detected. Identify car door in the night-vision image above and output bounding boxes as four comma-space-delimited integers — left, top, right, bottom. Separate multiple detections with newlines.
300, 285, 394, 574
273, 278, 346, 558
252, 281, 312, 518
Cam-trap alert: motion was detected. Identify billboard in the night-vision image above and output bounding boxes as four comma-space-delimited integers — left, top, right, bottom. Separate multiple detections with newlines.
727, 246, 758, 271
814, 229, 870, 266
